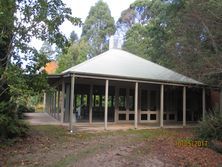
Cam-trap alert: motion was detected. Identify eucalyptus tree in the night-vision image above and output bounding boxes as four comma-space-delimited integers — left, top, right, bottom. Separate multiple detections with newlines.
56, 39, 90, 73
123, 0, 222, 85
0, 0, 81, 102
81, 0, 115, 57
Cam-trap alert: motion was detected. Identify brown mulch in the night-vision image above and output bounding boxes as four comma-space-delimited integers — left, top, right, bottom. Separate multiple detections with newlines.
145, 130, 222, 167
1, 128, 222, 167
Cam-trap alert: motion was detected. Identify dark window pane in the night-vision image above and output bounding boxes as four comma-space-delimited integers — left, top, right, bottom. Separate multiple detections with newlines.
119, 114, 126, 120
119, 88, 126, 110
150, 91, 156, 111
94, 95, 100, 107
119, 88, 126, 96
129, 114, 134, 120
169, 114, 175, 120
141, 90, 147, 111
141, 114, 148, 120
129, 89, 135, 111
164, 114, 167, 120
150, 114, 156, 120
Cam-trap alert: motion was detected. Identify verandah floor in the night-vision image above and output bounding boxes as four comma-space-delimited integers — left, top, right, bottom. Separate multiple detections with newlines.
24, 112, 198, 132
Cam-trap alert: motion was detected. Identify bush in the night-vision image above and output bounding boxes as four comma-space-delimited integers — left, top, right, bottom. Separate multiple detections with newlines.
17, 104, 35, 119
196, 110, 222, 141
0, 101, 29, 141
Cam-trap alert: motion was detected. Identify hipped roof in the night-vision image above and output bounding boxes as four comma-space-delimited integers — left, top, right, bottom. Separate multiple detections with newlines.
62, 49, 203, 85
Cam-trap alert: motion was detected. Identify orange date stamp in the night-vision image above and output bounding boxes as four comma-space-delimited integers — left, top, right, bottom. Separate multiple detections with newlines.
176, 139, 208, 147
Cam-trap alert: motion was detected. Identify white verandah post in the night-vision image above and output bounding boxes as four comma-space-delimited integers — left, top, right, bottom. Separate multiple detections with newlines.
43, 92, 46, 112
54, 91, 57, 118
134, 82, 138, 129
61, 80, 65, 123
160, 84, 164, 128
57, 90, 60, 120
89, 84, 93, 124
69, 74, 75, 133
104, 80, 109, 130
183, 86, 186, 127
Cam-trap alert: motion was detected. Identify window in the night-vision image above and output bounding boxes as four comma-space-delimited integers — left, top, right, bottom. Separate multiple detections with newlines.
141, 90, 148, 111
150, 114, 157, 120
102, 96, 105, 107
141, 114, 148, 120
108, 96, 114, 107
129, 114, 134, 120
150, 91, 157, 111
93, 95, 100, 107
129, 89, 135, 111
169, 114, 175, 120
119, 114, 126, 120
119, 88, 126, 110
164, 114, 167, 120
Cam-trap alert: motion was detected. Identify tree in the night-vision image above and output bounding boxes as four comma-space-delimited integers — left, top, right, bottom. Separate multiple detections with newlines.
81, 0, 115, 57
124, 0, 172, 66
69, 31, 79, 43
39, 41, 55, 60
123, 24, 148, 59
56, 39, 90, 73
164, 0, 222, 85
123, 0, 222, 85
0, 0, 81, 140
0, 0, 81, 102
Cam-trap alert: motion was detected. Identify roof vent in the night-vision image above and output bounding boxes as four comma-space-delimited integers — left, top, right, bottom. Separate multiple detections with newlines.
109, 35, 122, 49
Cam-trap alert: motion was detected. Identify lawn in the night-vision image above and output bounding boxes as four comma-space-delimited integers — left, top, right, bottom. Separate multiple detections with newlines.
1, 125, 222, 167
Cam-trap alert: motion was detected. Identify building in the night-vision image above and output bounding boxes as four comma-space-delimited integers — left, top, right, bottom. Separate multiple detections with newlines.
44, 48, 213, 132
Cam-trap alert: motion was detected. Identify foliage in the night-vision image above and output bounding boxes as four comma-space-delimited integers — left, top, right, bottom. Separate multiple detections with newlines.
69, 31, 79, 43
123, 0, 222, 85
0, 0, 81, 101
39, 41, 58, 60
0, 101, 29, 140
81, 0, 115, 57
123, 0, 173, 67
196, 110, 222, 141
56, 39, 90, 73
0, 0, 80, 140
17, 104, 35, 119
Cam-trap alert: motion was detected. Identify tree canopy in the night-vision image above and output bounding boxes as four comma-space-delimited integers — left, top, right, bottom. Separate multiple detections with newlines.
81, 0, 115, 57
0, 0, 81, 139
123, 0, 222, 86
56, 39, 89, 73
0, 0, 81, 102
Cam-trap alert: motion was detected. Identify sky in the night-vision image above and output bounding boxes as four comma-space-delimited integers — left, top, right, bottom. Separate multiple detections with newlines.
31, 0, 135, 50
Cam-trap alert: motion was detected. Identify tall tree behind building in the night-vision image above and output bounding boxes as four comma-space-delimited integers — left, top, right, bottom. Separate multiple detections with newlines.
81, 0, 115, 57
123, 0, 222, 86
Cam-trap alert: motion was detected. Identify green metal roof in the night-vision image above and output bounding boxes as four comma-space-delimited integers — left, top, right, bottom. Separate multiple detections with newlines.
62, 49, 203, 85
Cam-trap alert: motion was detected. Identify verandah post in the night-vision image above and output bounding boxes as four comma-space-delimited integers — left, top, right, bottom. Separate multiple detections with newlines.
104, 80, 109, 130
160, 84, 164, 128
69, 74, 75, 133
134, 82, 138, 129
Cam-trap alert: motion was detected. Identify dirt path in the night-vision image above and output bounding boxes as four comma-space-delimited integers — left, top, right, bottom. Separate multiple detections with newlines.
24, 113, 61, 125
1, 126, 222, 167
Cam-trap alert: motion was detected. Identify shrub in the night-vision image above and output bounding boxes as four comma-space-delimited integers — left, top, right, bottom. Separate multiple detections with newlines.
196, 110, 222, 141
17, 104, 35, 119
0, 101, 29, 141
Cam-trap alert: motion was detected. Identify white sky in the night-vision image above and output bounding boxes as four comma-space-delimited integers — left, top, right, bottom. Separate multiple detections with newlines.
31, 0, 135, 50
